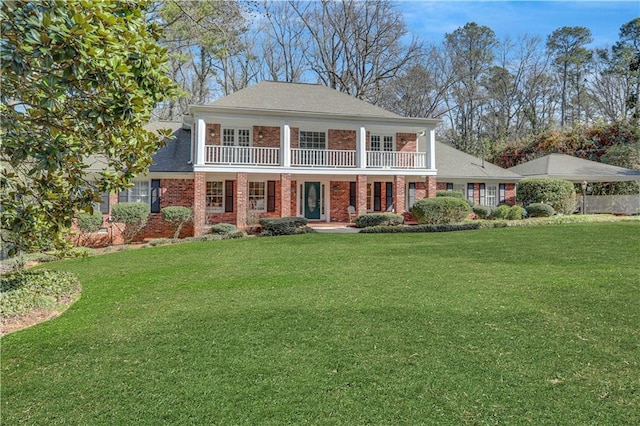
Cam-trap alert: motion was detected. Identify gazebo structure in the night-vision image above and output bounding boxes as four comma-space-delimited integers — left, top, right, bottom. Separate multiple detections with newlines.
509, 154, 640, 214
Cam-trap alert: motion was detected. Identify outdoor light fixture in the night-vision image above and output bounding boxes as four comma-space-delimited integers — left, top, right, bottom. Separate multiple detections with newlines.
209, 128, 216, 137
258, 131, 264, 140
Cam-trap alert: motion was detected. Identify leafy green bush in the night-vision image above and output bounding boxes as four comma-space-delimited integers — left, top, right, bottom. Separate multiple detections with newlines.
412, 197, 471, 224
516, 178, 577, 214
508, 205, 527, 220
76, 211, 104, 233
472, 205, 493, 219
526, 203, 556, 217
359, 223, 480, 233
259, 217, 313, 236
210, 223, 238, 235
436, 190, 464, 199
491, 204, 511, 220
111, 202, 150, 243
161, 206, 192, 239
1, 270, 81, 317
354, 213, 404, 228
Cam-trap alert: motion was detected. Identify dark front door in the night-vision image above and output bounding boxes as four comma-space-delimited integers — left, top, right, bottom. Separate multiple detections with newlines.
304, 182, 321, 219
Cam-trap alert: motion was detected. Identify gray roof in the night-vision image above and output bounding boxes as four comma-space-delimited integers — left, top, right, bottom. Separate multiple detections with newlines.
206, 81, 403, 119
508, 154, 640, 182
436, 142, 522, 181
146, 121, 193, 173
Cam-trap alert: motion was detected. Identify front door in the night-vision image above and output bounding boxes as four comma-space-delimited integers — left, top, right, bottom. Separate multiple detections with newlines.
304, 182, 321, 220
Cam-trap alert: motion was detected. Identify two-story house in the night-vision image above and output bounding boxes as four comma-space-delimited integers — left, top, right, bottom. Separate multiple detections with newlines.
92, 81, 519, 244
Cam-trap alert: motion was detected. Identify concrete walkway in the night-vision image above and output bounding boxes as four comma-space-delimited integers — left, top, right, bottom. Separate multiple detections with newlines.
307, 222, 360, 233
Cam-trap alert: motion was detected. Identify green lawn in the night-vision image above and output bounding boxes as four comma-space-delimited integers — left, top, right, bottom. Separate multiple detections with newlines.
2, 223, 639, 424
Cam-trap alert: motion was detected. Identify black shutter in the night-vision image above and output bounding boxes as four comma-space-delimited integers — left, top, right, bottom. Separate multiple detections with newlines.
374, 182, 382, 211
499, 183, 506, 203
99, 192, 110, 214
479, 183, 486, 206
267, 180, 276, 212
349, 182, 356, 208
467, 183, 474, 203
118, 190, 128, 203
446, 183, 453, 191
225, 180, 234, 212
385, 182, 393, 211
150, 179, 161, 213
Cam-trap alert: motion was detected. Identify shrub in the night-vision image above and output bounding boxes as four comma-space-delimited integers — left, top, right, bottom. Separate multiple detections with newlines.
111, 202, 150, 243
359, 223, 481, 233
491, 204, 511, 220
76, 211, 104, 234
436, 190, 464, 199
526, 203, 556, 217
259, 217, 313, 236
354, 213, 404, 228
508, 205, 527, 220
516, 178, 577, 214
1, 269, 82, 318
210, 223, 238, 235
161, 206, 192, 240
412, 196, 471, 224
472, 205, 493, 219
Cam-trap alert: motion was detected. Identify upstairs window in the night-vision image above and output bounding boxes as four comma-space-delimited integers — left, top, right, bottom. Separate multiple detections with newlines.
300, 131, 326, 149
370, 135, 394, 151
222, 128, 251, 146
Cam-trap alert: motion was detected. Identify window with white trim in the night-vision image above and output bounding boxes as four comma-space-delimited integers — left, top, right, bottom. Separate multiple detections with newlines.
485, 185, 497, 206
300, 131, 326, 149
206, 181, 224, 212
222, 128, 251, 146
248, 182, 266, 211
118, 180, 160, 212
370, 135, 394, 151
119, 181, 150, 204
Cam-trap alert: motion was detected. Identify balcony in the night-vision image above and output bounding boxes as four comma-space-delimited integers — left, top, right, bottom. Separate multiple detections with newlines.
204, 146, 427, 170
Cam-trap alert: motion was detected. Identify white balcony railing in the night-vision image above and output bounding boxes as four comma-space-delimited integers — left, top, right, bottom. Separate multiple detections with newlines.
203, 146, 427, 169
291, 148, 356, 168
205, 145, 280, 166
366, 151, 426, 169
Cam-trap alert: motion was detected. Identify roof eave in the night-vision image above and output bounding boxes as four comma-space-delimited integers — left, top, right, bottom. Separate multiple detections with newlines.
188, 105, 442, 127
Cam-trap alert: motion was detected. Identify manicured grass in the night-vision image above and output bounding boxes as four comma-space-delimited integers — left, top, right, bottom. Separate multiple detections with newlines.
2, 223, 639, 424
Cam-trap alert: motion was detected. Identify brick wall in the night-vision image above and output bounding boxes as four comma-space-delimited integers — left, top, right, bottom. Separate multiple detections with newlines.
254, 126, 280, 148
291, 181, 297, 216
329, 181, 351, 221
205, 124, 220, 145
505, 183, 516, 205
396, 133, 417, 152
290, 127, 299, 148
328, 129, 356, 150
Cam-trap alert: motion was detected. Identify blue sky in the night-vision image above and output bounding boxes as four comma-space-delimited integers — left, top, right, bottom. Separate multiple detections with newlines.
399, 1, 639, 47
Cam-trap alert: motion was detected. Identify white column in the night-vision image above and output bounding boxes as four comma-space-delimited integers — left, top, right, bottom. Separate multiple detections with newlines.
196, 117, 206, 166
357, 126, 367, 168
427, 128, 436, 171
281, 121, 291, 167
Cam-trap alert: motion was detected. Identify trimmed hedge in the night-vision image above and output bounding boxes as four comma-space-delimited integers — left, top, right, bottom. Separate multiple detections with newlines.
526, 203, 556, 217
472, 205, 493, 219
161, 206, 192, 239
491, 204, 511, 220
111, 202, 150, 243
76, 211, 104, 234
412, 196, 471, 224
516, 178, 577, 214
508, 205, 527, 220
259, 217, 314, 236
1, 269, 81, 317
436, 190, 464, 199
354, 213, 404, 228
359, 223, 481, 233
210, 223, 238, 235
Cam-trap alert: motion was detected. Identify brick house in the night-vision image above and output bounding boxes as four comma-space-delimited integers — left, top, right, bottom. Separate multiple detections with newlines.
90, 81, 520, 244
